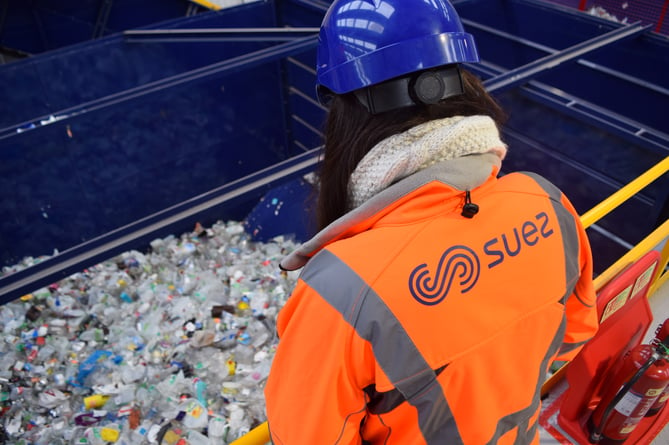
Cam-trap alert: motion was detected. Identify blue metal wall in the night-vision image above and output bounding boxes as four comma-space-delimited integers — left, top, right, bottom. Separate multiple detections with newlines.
0, 0, 194, 55
0, 2, 317, 269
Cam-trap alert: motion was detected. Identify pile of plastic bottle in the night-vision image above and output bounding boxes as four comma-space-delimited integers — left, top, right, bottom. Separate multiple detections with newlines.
587, 6, 626, 23
0, 221, 300, 444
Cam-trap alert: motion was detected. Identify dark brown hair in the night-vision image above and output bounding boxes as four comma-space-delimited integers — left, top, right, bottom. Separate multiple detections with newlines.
315, 68, 507, 230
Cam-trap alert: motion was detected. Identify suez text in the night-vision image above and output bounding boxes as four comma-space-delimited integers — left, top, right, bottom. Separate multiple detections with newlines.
483, 211, 554, 269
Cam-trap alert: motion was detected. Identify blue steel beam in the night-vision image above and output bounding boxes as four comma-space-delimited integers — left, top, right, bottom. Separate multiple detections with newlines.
483, 22, 652, 93
463, 18, 669, 98
466, 60, 669, 156
290, 0, 330, 13
123, 27, 320, 43
461, 17, 668, 154
92, 0, 114, 39
0, 33, 319, 140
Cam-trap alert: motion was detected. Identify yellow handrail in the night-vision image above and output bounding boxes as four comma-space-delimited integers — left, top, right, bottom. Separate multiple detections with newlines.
541, 156, 669, 396
592, 218, 669, 293
235, 157, 669, 444
582, 156, 669, 295
580, 156, 669, 230
188, 0, 223, 10
229, 422, 270, 445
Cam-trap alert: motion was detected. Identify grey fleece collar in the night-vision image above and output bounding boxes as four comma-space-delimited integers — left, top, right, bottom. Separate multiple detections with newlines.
280, 153, 502, 271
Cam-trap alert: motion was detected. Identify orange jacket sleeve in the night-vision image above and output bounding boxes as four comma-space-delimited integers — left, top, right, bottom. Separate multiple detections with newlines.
264, 277, 375, 444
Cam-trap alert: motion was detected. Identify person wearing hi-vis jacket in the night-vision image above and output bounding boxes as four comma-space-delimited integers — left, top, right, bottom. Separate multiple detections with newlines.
264, 0, 599, 443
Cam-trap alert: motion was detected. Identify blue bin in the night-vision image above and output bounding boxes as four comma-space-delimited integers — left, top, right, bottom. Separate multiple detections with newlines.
0, 0, 667, 303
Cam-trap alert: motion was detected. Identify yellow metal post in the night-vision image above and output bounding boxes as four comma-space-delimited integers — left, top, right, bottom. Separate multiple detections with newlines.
593, 218, 669, 292
649, 233, 669, 295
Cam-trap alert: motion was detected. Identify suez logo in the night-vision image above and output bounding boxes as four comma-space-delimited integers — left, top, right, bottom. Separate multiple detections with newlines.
409, 212, 555, 306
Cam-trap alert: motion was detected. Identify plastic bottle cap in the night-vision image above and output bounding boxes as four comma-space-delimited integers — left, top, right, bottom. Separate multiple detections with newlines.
84, 394, 110, 409
100, 427, 120, 442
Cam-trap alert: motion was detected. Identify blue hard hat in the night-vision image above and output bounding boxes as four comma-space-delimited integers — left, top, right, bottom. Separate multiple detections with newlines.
316, 0, 480, 94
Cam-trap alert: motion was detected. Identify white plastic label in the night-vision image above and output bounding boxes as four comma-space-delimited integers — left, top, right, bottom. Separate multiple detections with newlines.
614, 391, 644, 416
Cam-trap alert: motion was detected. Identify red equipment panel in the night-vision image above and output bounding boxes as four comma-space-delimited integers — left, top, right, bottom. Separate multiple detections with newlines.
541, 250, 668, 444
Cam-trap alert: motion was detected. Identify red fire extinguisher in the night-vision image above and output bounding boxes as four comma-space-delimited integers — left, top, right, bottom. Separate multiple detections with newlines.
588, 319, 669, 444
647, 319, 669, 417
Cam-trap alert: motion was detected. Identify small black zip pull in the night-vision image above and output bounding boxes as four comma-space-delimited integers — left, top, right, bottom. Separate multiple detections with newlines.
461, 190, 479, 219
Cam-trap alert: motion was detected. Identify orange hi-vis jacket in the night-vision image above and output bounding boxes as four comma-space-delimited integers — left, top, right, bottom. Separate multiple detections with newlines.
265, 154, 598, 445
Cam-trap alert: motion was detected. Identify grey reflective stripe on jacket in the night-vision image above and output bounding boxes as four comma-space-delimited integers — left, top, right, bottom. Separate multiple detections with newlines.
301, 249, 465, 444
521, 171, 591, 357
483, 171, 582, 444
485, 318, 567, 445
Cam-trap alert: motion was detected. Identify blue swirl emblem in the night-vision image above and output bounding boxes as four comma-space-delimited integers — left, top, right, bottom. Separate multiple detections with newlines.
408, 245, 480, 306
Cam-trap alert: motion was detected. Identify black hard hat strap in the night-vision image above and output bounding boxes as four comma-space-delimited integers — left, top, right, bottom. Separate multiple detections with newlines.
354, 65, 464, 115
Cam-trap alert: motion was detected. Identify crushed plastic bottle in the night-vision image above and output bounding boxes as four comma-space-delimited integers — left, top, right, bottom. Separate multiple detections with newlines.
0, 220, 299, 444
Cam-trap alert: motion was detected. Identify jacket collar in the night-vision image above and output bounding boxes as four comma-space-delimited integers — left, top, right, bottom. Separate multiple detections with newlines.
280, 153, 501, 271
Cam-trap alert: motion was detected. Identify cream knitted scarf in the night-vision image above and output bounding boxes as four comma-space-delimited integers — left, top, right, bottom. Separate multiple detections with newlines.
348, 115, 507, 209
